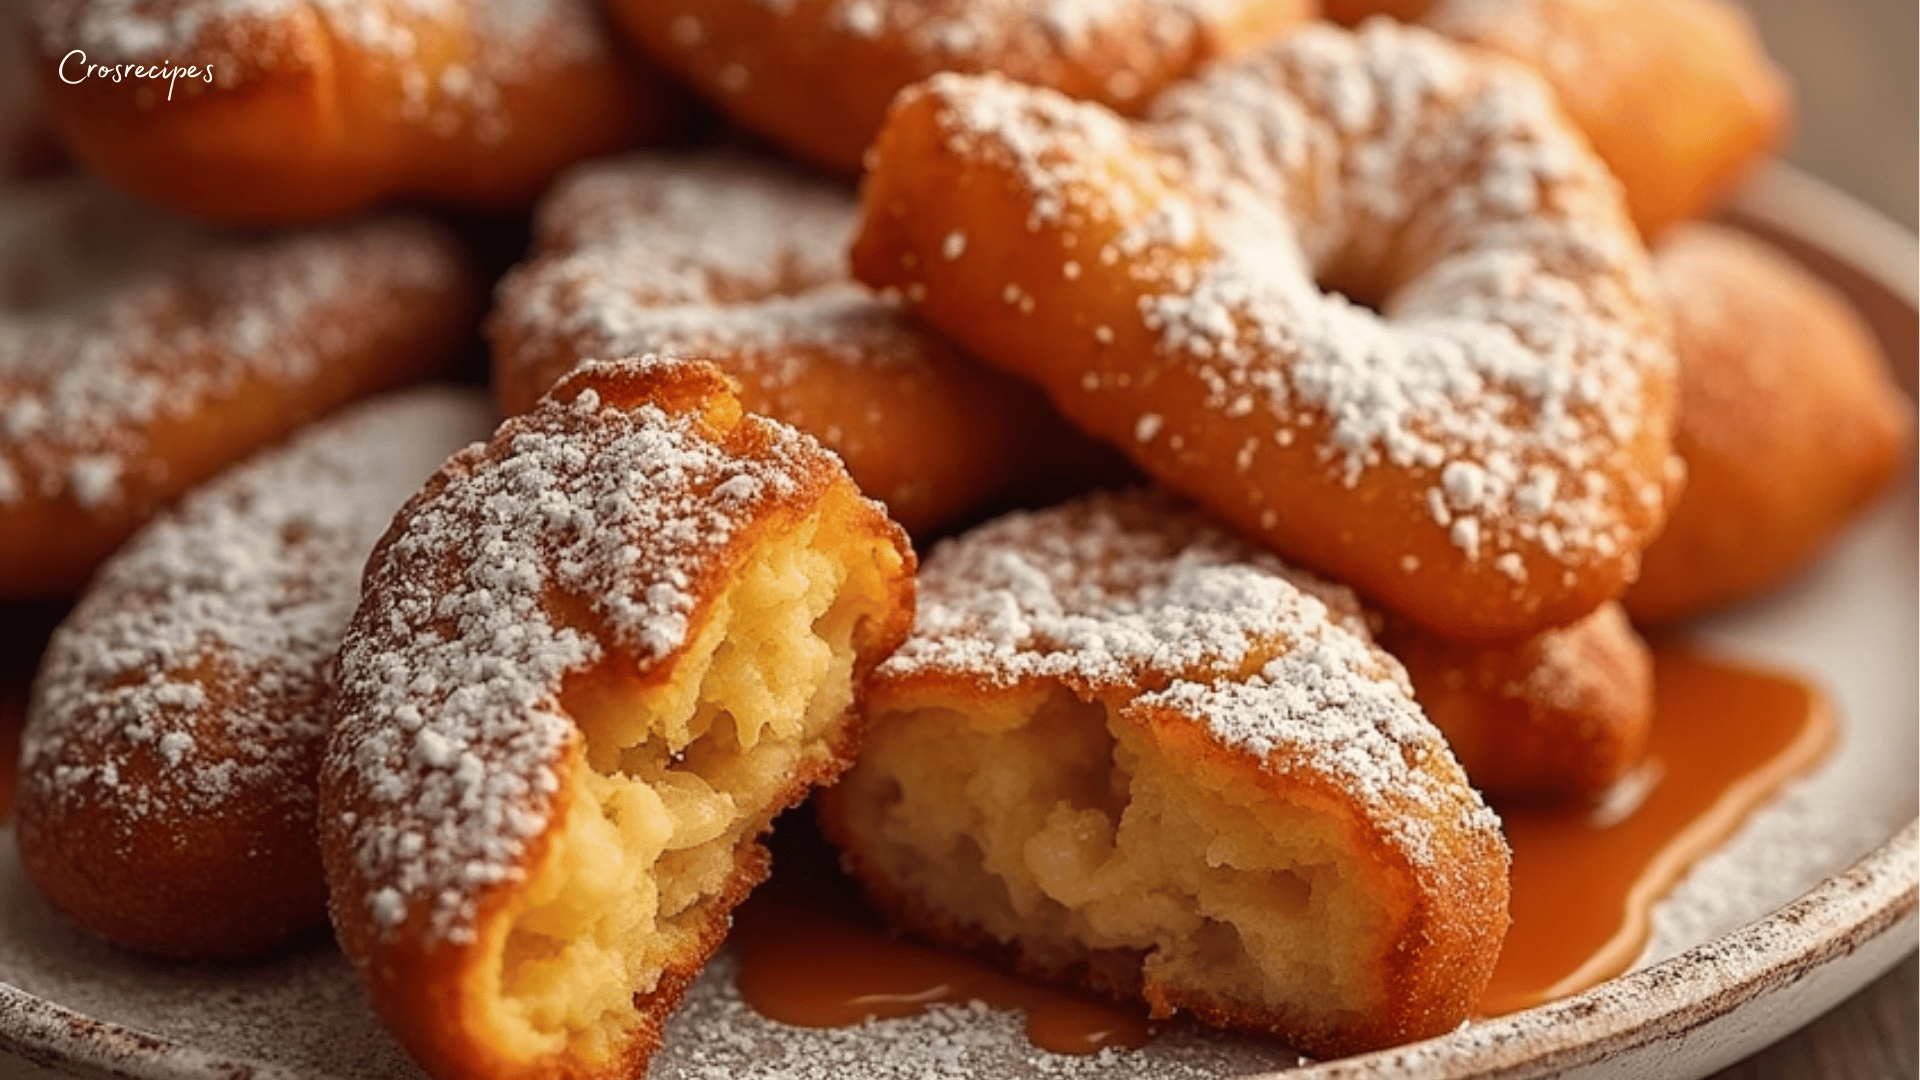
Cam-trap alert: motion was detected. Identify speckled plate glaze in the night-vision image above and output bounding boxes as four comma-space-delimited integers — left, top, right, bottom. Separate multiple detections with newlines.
0, 162, 1913, 1080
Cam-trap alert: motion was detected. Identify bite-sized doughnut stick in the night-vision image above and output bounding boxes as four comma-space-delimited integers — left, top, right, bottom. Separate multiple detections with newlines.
28, 0, 689, 225
490, 150, 1102, 536
1376, 602, 1653, 802
0, 181, 478, 599
853, 22, 1680, 641
607, 0, 1309, 178
1323, 0, 1790, 238
320, 357, 914, 1080
1624, 223, 1914, 624
820, 489, 1509, 1058
15, 390, 496, 961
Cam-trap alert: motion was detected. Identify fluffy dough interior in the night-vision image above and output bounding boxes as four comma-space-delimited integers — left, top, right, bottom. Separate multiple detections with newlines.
838, 686, 1399, 1029
467, 512, 876, 1062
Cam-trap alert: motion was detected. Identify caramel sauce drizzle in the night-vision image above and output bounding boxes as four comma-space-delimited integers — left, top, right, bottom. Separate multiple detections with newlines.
1478, 645, 1834, 1015
735, 646, 1831, 1053
732, 845, 1153, 1055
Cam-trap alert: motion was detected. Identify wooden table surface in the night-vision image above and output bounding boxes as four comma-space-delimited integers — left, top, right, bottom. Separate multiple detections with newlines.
1713, 3, 1916, 1078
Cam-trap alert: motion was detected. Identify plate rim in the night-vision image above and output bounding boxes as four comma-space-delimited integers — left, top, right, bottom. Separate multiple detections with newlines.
1262, 824, 1918, 1080
0, 160, 1914, 1080
1245, 159, 1920, 1080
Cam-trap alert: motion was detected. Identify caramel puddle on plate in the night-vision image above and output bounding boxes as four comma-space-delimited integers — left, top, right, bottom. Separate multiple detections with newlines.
1479, 645, 1835, 1015
735, 645, 1832, 1051
733, 845, 1152, 1045
732, 830, 1153, 1056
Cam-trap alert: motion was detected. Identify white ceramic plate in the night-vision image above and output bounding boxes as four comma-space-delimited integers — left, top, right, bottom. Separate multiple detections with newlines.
0, 162, 1913, 1080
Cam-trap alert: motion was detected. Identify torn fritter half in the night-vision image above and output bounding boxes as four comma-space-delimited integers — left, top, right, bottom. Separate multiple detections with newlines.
318, 356, 915, 1080
819, 489, 1509, 1058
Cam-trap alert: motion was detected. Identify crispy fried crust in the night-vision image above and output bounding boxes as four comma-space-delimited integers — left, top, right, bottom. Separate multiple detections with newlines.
0, 180, 477, 599
1625, 223, 1914, 623
606, 0, 1309, 177
27, 0, 689, 224
488, 150, 1109, 536
14, 390, 495, 960
1325, 0, 1789, 237
851, 22, 1678, 640
1378, 602, 1654, 801
820, 490, 1510, 1058
319, 356, 914, 1080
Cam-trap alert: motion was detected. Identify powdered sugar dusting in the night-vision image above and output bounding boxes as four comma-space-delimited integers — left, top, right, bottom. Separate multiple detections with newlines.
561, 283, 942, 377
524, 153, 854, 302
925, 73, 1136, 228
322, 358, 825, 943
909, 21, 1671, 573
705, 0, 1263, 107
36, 0, 598, 69
496, 152, 938, 381
814, 0, 1234, 64
493, 149, 1090, 535
885, 489, 1359, 688
22, 389, 495, 834
0, 834, 1301, 1079
33, 0, 604, 136
0, 181, 464, 514
881, 489, 1498, 863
